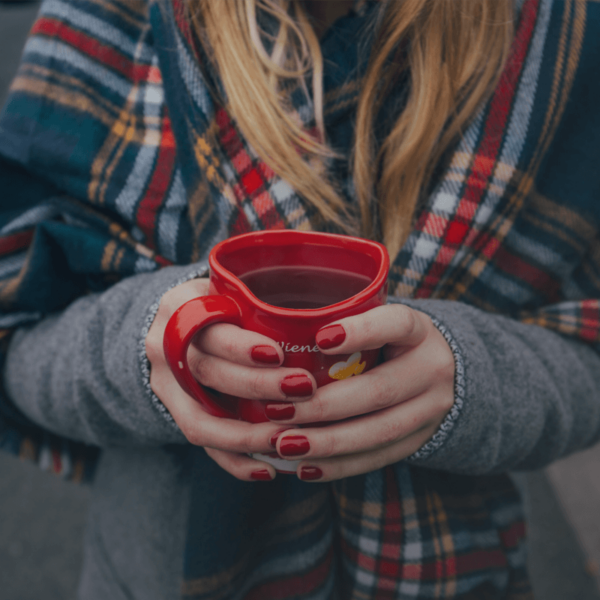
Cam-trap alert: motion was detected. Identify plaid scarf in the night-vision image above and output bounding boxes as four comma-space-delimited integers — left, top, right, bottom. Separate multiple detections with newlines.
0, 0, 599, 597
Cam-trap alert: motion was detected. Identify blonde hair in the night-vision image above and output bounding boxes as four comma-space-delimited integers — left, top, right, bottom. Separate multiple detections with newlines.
190, 0, 514, 259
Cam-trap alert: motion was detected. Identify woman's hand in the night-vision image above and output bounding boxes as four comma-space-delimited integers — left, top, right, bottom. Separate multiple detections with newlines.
267, 304, 456, 481
145, 278, 315, 481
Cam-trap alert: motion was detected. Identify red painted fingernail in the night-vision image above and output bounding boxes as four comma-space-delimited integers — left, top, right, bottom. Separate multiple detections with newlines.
299, 466, 323, 481
279, 435, 310, 457
250, 469, 273, 481
251, 345, 280, 365
270, 429, 292, 448
316, 324, 346, 349
265, 402, 295, 420
281, 374, 313, 397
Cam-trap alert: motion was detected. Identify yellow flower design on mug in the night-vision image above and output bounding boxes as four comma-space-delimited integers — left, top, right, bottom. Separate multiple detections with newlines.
328, 352, 367, 380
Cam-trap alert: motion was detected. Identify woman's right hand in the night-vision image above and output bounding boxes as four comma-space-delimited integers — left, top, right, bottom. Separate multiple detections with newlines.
144, 278, 315, 481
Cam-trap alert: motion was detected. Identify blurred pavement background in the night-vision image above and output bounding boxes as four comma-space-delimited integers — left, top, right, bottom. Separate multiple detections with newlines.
1, 3, 599, 599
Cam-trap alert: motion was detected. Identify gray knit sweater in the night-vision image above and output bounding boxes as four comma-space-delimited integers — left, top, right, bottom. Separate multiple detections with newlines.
4, 264, 600, 599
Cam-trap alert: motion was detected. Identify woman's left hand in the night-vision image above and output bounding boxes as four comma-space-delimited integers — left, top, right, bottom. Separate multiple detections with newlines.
267, 304, 456, 481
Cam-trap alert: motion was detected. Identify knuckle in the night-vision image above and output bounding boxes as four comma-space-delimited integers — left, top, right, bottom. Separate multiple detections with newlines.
237, 430, 255, 455
431, 346, 455, 382
319, 433, 337, 458
189, 353, 210, 385
220, 333, 240, 358
201, 325, 234, 356
378, 418, 403, 445
365, 377, 394, 412
361, 317, 374, 339
309, 395, 328, 422
362, 312, 379, 342
399, 306, 417, 338
248, 372, 265, 399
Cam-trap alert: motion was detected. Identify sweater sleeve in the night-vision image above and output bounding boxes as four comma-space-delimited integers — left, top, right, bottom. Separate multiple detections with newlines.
396, 298, 600, 474
3, 263, 207, 448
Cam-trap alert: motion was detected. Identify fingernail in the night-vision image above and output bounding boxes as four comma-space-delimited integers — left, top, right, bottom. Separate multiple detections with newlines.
251, 345, 280, 365
250, 469, 273, 481
299, 466, 323, 481
265, 402, 295, 420
279, 435, 310, 457
281, 373, 313, 397
270, 429, 292, 448
316, 324, 346, 350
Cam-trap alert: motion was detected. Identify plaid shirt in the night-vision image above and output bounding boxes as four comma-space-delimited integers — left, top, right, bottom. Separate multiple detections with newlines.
0, 0, 599, 597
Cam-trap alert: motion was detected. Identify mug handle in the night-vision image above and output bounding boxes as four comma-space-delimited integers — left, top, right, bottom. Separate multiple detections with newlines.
163, 295, 243, 419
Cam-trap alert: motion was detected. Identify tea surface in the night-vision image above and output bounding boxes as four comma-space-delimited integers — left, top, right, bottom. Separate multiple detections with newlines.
239, 265, 371, 309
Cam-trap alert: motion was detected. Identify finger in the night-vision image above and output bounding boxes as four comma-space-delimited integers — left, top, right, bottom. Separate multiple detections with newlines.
150, 362, 283, 454
275, 388, 451, 461
267, 337, 453, 424
204, 447, 276, 482
187, 345, 315, 401
294, 426, 438, 482
194, 323, 284, 368
315, 304, 430, 354
151, 278, 210, 331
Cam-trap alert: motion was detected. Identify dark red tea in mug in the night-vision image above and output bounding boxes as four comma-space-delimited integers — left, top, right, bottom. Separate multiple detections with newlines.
239, 265, 372, 309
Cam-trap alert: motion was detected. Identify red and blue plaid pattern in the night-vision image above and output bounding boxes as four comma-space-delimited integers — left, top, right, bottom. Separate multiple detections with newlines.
0, 0, 599, 597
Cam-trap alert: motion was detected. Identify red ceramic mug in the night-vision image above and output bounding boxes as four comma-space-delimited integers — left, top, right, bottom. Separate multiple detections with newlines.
163, 230, 389, 472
